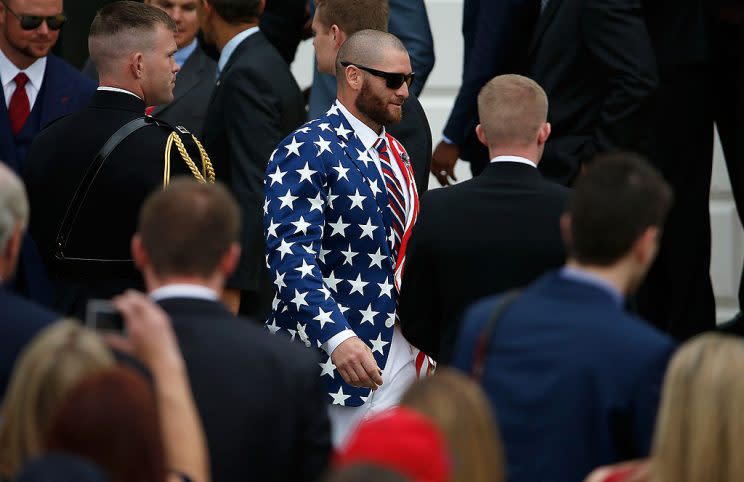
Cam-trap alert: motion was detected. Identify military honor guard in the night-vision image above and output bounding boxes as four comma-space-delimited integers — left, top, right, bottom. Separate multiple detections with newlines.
24, 1, 214, 317
264, 30, 429, 446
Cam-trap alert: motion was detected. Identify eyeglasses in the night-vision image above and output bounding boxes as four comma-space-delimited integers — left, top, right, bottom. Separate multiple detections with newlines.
340, 61, 415, 90
1, 1, 66, 30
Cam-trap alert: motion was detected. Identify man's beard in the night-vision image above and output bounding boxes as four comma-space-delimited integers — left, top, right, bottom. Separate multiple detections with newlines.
355, 80, 403, 127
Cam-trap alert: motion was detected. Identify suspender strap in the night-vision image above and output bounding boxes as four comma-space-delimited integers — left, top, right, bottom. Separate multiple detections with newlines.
55, 116, 152, 261
470, 290, 521, 382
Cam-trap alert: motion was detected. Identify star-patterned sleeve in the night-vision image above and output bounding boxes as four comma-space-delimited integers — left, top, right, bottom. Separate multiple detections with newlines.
264, 126, 353, 348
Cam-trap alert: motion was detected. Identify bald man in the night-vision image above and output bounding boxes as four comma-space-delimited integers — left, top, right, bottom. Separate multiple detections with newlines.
264, 30, 426, 446
24, 1, 213, 317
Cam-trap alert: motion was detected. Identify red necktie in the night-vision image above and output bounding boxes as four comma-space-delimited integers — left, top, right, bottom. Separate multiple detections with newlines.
8, 72, 30, 135
374, 137, 406, 258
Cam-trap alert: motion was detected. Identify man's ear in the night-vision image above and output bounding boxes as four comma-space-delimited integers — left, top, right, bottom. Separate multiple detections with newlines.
257, 0, 266, 17
345, 65, 363, 91
331, 25, 346, 49
633, 226, 660, 266
131, 234, 149, 272
220, 243, 241, 278
560, 213, 572, 248
475, 124, 488, 148
130, 52, 145, 79
1, 222, 23, 279
537, 122, 551, 146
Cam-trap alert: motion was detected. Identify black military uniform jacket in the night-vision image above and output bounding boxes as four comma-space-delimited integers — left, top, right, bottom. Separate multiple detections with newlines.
24, 89, 212, 317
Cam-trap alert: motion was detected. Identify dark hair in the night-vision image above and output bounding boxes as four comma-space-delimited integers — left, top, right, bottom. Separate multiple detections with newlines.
138, 179, 241, 278
314, 0, 389, 35
205, 0, 262, 24
45, 367, 166, 482
323, 464, 410, 482
567, 152, 673, 265
89, 1, 175, 38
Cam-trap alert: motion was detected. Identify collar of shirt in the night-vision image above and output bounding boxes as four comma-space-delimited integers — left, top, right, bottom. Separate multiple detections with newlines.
174, 38, 198, 68
335, 99, 386, 151
217, 26, 260, 76
150, 283, 219, 302
96, 86, 142, 101
490, 155, 537, 168
0, 48, 46, 107
559, 266, 624, 306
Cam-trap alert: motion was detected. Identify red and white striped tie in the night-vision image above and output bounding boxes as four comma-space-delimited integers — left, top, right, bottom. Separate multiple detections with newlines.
374, 137, 406, 258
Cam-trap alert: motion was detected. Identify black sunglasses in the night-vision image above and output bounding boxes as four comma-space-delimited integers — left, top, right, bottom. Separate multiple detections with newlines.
2, 1, 66, 30
340, 61, 415, 90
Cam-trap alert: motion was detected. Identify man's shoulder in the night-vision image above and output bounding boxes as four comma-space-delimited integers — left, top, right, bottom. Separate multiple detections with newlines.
0, 288, 57, 331
45, 54, 97, 93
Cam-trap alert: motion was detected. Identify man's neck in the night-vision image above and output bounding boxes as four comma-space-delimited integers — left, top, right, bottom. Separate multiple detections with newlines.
488, 146, 539, 165
146, 275, 224, 295
97, 78, 143, 99
214, 20, 259, 52
564, 260, 631, 296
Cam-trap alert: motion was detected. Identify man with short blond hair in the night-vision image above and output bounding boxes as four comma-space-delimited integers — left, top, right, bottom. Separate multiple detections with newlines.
399, 74, 570, 363
25, 0, 211, 317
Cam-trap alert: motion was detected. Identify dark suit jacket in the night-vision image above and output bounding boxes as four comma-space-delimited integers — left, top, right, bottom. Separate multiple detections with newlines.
526, 0, 658, 184
151, 47, 216, 137
443, 0, 538, 171
260, 0, 308, 64
399, 161, 569, 363
202, 31, 305, 294
0, 54, 95, 305
157, 296, 331, 482
24, 90, 206, 317
0, 285, 57, 398
452, 272, 675, 482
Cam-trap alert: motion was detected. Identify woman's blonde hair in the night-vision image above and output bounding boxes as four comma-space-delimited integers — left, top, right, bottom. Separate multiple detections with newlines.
651, 333, 744, 482
0, 320, 114, 477
400, 368, 505, 482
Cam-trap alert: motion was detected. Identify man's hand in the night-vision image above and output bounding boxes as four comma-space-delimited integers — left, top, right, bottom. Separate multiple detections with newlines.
432, 140, 459, 186
331, 336, 383, 389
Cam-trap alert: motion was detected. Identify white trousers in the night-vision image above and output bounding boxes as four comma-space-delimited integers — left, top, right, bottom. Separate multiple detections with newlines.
328, 325, 418, 447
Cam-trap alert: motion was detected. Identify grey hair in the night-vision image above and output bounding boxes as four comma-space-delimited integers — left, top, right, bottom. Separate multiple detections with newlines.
0, 163, 29, 249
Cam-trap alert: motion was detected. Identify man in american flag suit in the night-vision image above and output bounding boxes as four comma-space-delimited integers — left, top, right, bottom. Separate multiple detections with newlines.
264, 30, 430, 445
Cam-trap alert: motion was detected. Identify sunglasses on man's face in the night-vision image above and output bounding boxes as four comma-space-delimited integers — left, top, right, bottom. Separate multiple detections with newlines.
2, 1, 66, 30
340, 61, 415, 90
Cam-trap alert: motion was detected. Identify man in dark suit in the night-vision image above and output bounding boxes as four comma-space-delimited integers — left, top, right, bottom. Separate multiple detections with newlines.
452, 153, 675, 482
199, 0, 306, 317
0, 164, 56, 398
431, 0, 538, 184
308, 0, 433, 195
525, 0, 658, 185
131, 179, 331, 482
24, 1, 213, 318
399, 75, 569, 364
635, 0, 716, 340
0, 0, 96, 304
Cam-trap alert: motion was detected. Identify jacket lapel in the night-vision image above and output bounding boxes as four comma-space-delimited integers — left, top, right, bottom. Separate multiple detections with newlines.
528, 0, 562, 57
0, 100, 16, 171
328, 107, 390, 224
38, 56, 68, 129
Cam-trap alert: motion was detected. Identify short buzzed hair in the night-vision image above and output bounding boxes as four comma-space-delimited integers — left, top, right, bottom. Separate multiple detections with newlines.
89, 1, 176, 75
314, 0, 389, 35
477, 74, 548, 147
568, 152, 673, 265
0, 164, 28, 249
138, 179, 241, 278
336, 29, 407, 78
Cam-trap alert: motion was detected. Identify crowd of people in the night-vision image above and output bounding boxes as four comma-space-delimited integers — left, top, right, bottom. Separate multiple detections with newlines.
0, 0, 743, 481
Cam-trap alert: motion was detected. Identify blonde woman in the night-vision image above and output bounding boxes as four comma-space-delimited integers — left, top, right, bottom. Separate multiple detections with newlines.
0, 320, 114, 478
586, 333, 744, 482
401, 368, 505, 482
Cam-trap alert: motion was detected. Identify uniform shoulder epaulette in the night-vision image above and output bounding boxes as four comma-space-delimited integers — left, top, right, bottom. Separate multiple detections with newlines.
149, 117, 215, 186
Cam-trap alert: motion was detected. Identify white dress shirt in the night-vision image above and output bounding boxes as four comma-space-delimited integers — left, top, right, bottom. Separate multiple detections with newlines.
150, 283, 219, 302
0, 49, 46, 110
96, 86, 142, 100
490, 155, 538, 168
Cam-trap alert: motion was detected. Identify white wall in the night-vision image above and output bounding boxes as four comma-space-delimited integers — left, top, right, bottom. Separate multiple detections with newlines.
290, 0, 742, 321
